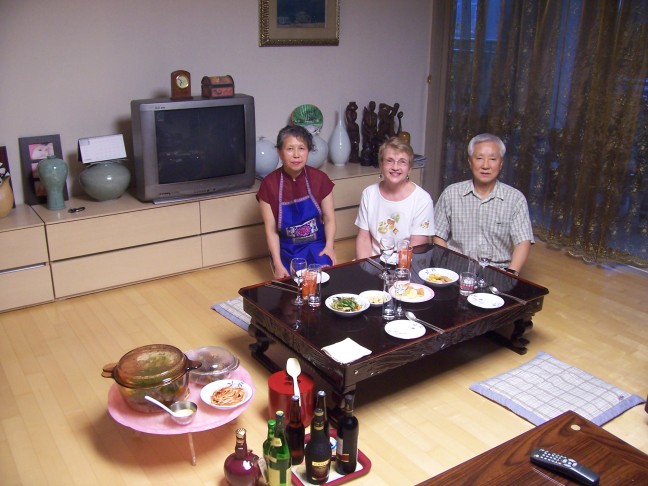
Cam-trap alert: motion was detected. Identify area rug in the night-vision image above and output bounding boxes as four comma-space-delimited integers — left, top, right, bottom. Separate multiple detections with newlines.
212, 296, 250, 332
470, 351, 644, 426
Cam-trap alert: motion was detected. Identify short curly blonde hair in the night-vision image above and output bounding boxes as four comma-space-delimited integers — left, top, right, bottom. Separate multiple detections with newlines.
378, 137, 414, 168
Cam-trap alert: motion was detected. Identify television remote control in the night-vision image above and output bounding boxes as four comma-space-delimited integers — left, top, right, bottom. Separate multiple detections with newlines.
530, 448, 600, 485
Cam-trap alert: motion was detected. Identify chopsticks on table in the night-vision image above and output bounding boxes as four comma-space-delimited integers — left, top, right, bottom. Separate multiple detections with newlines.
365, 257, 385, 271
266, 280, 300, 294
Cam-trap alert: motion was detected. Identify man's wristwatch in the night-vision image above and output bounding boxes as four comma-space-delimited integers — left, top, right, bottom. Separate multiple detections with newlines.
505, 267, 519, 276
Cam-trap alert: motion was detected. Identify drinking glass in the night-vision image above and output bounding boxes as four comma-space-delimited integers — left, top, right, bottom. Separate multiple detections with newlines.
393, 267, 410, 318
477, 243, 492, 289
290, 258, 308, 306
382, 271, 396, 321
379, 236, 395, 278
397, 239, 412, 269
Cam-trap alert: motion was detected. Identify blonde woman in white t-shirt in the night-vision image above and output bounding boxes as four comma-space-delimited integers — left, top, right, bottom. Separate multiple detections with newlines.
355, 137, 435, 259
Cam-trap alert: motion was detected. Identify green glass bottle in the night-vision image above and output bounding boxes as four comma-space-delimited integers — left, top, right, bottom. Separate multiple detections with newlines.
263, 419, 276, 465
304, 408, 331, 484
268, 411, 291, 486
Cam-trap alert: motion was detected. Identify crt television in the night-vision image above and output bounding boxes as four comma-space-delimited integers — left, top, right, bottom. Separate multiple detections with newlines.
130, 93, 256, 202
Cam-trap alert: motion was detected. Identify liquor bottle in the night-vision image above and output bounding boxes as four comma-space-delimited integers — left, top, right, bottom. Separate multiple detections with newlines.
268, 411, 292, 486
314, 391, 329, 435
224, 428, 261, 486
286, 395, 305, 465
304, 408, 331, 484
335, 394, 359, 475
262, 419, 276, 479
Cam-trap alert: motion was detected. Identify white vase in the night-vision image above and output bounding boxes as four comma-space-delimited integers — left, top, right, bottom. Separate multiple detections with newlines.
307, 134, 328, 169
256, 137, 279, 178
328, 106, 351, 166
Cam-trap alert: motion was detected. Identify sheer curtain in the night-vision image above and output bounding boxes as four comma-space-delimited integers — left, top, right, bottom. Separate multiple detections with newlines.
442, 0, 648, 266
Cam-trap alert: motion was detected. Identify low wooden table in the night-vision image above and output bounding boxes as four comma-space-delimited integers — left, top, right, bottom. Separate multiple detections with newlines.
418, 410, 648, 485
240, 244, 548, 408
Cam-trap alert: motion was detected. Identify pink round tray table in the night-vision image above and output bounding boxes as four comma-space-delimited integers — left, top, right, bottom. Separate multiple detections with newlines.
107, 366, 255, 464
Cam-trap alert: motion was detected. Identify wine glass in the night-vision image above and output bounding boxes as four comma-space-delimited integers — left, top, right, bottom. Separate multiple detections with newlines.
477, 242, 493, 289
393, 267, 410, 318
379, 236, 395, 278
290, 258, 308, 306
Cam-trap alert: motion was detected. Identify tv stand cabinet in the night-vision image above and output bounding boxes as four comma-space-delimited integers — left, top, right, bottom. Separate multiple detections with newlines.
21, 163, 422, 304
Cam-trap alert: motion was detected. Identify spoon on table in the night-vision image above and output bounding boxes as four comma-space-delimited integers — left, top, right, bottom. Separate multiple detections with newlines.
405, 311, 445, 334
145, 395, 197, 425
286, 357, 302, 405
489, 285, 528, 305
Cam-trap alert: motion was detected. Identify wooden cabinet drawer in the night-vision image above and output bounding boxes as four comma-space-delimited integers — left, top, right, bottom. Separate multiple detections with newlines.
0, 225, 49, 270
200, 192, 261, 233
46, 203, 201, 261
0, 265, 53, 311
202, 225, 268, 267
51, 237, 202, 298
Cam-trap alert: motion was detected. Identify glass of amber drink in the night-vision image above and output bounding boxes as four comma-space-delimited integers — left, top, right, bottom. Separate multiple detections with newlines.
303, 264, 322, 308
397, 240, 412, 269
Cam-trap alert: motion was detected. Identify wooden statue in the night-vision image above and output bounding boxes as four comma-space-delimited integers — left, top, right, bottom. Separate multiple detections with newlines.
361, 101, 378, 166
345, 102, 360, 163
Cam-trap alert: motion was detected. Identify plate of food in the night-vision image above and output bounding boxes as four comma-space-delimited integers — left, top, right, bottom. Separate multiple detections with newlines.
359, 290, 392, 307
467, 293, 505, 309
325, 293, 370, 317
200, 379, 253, 410
418, 268, 459, 287
384, 320, 426, 339
389, 283, 434, 303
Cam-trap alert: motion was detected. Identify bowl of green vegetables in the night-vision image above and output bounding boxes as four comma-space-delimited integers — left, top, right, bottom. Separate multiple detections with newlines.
325, 293, 370, 318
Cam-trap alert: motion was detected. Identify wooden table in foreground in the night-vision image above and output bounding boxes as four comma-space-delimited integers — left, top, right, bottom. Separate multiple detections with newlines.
240, 244, 548, 407
418, 410, 648, 485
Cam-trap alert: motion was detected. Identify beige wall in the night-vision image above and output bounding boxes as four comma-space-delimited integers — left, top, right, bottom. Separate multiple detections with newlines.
0, 0, 434, 205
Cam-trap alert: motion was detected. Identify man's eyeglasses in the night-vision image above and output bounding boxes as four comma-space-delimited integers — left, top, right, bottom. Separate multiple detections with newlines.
384, 158, 409, 167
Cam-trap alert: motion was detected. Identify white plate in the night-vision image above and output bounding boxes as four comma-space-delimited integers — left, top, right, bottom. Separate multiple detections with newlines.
200, 379, 253, 410
379, 253, 399, 265
384, 320, 426, 339
359, 290, 392, 307
467, 293, 505, 309
325, 293, 370, 317
294, 271, 330, 284
418, 267, 459, 287
389, 283, 435, 303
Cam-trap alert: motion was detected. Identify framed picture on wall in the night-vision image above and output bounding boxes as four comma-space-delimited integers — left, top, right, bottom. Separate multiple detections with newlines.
259, 0, 339, 46
19, 134, 68, 206
0, 146, 15, 209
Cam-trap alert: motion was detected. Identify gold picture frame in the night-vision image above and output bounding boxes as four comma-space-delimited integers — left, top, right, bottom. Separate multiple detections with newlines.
259, 0, 339, 47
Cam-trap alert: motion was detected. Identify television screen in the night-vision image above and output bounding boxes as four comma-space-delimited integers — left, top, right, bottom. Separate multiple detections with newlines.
155, 105, 246, 184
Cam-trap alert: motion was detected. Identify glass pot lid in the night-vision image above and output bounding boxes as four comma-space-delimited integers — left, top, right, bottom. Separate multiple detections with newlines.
186, 346, 239, 374
106, 344, 192, 388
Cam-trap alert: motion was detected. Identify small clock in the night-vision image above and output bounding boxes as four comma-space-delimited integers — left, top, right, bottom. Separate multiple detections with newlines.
170, 70, 191, 100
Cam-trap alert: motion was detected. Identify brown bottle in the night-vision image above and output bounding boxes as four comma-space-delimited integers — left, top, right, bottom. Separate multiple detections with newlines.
224, 428, 261, 486
285, 395, 305, 465
304, 409, 331, 484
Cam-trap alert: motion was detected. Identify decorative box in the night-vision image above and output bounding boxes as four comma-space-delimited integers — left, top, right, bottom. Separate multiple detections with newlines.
201, 75, 235, 98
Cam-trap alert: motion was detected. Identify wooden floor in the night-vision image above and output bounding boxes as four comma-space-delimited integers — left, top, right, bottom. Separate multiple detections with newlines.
1, 239, 646, 485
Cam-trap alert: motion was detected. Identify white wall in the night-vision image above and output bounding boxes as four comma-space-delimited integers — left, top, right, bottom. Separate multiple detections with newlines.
0, 0, 433, 204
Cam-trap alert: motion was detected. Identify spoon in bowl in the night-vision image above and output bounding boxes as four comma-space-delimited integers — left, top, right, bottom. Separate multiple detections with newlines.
145, 395, 197, 425
286, 357, 302, 405
488, 285, 528, 305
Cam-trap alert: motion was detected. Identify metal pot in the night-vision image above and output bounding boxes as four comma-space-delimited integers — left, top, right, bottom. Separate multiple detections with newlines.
102, 344, 201, 413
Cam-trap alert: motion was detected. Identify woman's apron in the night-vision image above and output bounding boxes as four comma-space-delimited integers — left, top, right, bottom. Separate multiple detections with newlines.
278, 169, 332, 271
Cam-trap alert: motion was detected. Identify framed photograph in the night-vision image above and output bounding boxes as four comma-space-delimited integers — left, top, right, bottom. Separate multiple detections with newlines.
259, 0, 339, 46
0, 146, 15, 209
19, 134, 68, 206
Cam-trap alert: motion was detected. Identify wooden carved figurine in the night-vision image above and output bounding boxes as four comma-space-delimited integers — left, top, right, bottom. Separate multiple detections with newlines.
345, 102, 360, 163
361, 101, 378, 166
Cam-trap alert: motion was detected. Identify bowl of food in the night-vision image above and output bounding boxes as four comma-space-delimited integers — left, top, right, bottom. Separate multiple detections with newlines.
325, 293, 370, 317
102, 344, 201, 413
185, 346, 240, 385
359, 290, 392, 307
419, 268, 459, 287
200, 379, 253, 410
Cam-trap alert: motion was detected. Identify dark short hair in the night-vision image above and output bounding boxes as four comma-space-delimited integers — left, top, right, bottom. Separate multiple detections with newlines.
276, 125, 314, 151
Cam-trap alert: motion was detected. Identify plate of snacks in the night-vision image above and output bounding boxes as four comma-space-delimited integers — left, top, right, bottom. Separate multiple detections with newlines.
200, 379, 253, 410
389, 283, 435, 303
418, 268, 459, 287
325, 293, 370, 317
359, 290, 392, 307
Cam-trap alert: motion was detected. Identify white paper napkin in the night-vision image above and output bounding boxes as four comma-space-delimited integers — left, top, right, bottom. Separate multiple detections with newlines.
321, 338, 372, 364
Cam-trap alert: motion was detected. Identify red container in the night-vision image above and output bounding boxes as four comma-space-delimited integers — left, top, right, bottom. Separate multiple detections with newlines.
268, 370, 315, 428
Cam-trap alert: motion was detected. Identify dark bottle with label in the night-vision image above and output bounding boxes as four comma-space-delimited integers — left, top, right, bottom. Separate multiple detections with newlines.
268, 411, 291, 486
286, 395, 305, 465
335, 394, 359, 475
314, 391, 329, 435
304, 408, 331, 484
224, 428, 261, 486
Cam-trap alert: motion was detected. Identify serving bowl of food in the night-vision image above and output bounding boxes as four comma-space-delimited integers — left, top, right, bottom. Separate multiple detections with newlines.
325, 293, 370, 317
185, 346, 240, 385
418, 267, 459, 287
102, 344, 201, 413
359, 290, 392, 307
200, 379, 253, 410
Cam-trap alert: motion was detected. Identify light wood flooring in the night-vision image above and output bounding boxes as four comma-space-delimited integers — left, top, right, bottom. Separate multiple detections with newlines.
1, 239, 646, 485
